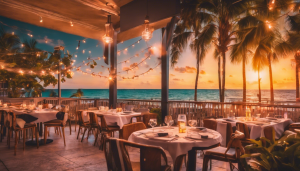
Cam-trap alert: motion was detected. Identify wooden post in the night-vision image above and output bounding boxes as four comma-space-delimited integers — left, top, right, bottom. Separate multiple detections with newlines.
109, 31, 117, 108
161, 16, 178, 122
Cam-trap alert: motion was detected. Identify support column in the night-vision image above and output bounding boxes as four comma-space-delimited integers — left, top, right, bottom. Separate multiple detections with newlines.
161, 16, 178, 121
161, 27, 168, 121
109, 31, 118, 108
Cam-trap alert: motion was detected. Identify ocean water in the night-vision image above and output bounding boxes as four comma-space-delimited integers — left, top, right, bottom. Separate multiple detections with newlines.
42, 89, 297, 102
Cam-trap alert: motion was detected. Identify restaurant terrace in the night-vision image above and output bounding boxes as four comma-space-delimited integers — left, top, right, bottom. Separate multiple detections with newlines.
0, 0, 300, 171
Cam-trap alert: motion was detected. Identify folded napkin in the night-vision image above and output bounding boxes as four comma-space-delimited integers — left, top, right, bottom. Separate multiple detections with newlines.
16, 114, 38, 123
151, 137, 174, 141
16, 118, 26, 128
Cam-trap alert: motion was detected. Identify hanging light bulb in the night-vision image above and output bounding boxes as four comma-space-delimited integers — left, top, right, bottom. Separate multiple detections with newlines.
40, 16, 43, 23
142, 15, 153, 41
70, 21, 74, 27
142, 0, 152, 41
102, 15, 113, 44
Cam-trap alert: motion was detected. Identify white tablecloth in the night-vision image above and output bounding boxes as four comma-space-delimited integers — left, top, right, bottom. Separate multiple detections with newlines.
216, 118, 293, 139
82, 110, 141, 129
128, 127, 222, 163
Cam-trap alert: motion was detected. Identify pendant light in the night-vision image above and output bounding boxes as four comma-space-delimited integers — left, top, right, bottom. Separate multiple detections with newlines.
102, 15, 113, 44
142, 0, 152, 41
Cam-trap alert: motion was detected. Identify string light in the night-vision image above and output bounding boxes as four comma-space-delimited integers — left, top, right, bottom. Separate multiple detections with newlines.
70, 21, 73, 27
102, 15, 113, 44
89, 51, 91, 54
12, 32, 14, 35
83, 40, 86, 43
83, 50, 85, 53
76, 47, 78, 50
40, 16, 43, 23
75, 55, 77, 58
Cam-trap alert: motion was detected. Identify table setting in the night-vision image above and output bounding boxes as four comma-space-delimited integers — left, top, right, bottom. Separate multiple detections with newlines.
81, 106, 142, 128
128, 115, 222, 163
216, 113, 293, 139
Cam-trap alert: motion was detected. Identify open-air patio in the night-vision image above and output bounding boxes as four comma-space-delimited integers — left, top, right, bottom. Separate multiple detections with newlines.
1, 0, 300, 171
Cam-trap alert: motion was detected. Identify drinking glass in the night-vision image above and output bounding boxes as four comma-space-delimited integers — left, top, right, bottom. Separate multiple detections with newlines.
188, 120, 197, 127
164, 115, 172, 127
169, 120, 174, 127
149, 119, 157, 132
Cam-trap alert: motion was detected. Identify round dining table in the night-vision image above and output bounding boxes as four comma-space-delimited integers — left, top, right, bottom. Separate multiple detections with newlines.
128, 126, 222, 165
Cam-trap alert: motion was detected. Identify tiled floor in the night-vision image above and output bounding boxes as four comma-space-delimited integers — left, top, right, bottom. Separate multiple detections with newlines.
0, 126, 237, 171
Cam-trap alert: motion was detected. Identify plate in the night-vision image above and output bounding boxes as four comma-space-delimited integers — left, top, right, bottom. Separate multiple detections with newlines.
123, 111, 132, 114
197, 127, 207, 131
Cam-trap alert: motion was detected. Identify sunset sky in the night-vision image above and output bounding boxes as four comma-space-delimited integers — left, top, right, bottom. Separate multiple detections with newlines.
0, 16, 297, 90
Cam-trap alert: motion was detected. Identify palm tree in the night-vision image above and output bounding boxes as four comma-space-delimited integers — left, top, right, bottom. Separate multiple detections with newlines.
49, 90, 58, 97
286, 14, 300, 99
171, 0, 250, 102
70, 89, 84, 98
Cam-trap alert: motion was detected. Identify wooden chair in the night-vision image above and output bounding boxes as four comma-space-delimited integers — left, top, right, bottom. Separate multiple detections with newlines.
236, 122, 252, 145
202, 131, 245, 171
0, 110, 5, 142
7, 111, 39, 155
203, 118, 217, 131
289, 123, 300, 132
44, 112, 68, 146
104, 137, 171, 171
121, 122, 146, 140
263, 126, 275, 142
85, 112, 99, 141
130, 115, 142, 123
76, 111, 91, 142
142, 113, 157, 128
96, 115, 120, 150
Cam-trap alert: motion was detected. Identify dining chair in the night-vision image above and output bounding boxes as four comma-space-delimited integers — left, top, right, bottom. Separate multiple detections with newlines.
121, 122, 146, 140
96, 115, 120, 150
202, 131, 245, 171
85, 112, 98, 141
217, 122, 233, 147
142, 113, 157, 128
76, 111, 91, 142
43, 112, 68, 146
0, 110, 5, 142
130, 115, 142, 123
203, 119, 217, 131
7, 111, 39, 155
104, 137, 171, 171
236, 122, 252, 145
263, 126, 275, 142
289, 123, 300, 132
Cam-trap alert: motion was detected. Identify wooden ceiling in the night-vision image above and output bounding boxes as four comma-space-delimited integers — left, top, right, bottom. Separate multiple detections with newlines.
0, 0, 179, 43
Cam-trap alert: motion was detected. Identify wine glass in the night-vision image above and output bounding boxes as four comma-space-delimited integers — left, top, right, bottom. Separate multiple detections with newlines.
149, 119, 157, 132
164, 115, 172, 127
188, 120, 197, 127
169, 120, 174, 127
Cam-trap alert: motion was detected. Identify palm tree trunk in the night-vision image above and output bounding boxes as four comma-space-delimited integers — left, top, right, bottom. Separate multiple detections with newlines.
243, 51, 246, 102
258, 69, 261, 103
221, 51, 226, 102
267, 54, 274, 102
194, 57, 200, 101
218, 56, 222, 102
296, 63, 299, 99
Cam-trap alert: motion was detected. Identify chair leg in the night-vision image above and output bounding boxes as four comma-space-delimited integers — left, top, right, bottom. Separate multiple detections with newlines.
94, 129, 99, 146
77, 126, 81, 139
202, 156, 210, 171
31, 128, 34, 141
44, 126, 47, 145
62, 127, 66, 146
69, 119, 72, 135
36, 127, 39, 149
210, 159, 212, 170
74, 115, 77, 132
23, 129, 26, 151
87, 128, 92, 140
81, 128, 87, 142
7, 129, 10, 148
14, 131, 18, 156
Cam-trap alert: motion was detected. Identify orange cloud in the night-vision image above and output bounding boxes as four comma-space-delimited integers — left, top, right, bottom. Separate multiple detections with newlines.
173, 78, 184, 81
200, 70, 206, 74
174, 66, 197, 73
170, 74, 175, 77
229, 75, 233, 77
208, 80, 214, 83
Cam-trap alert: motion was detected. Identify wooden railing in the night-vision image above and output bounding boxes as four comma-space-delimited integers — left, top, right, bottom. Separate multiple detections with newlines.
2, 97, 300, 122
